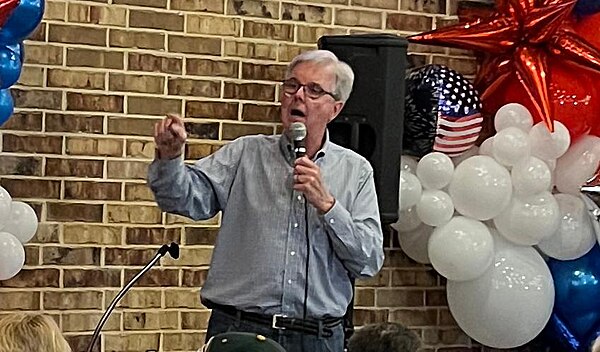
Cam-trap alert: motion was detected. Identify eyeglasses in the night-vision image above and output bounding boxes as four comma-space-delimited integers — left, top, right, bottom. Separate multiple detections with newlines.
282, 78, 337, 100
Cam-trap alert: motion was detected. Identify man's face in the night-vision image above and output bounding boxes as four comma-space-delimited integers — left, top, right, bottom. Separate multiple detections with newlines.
280, 61, 344, 141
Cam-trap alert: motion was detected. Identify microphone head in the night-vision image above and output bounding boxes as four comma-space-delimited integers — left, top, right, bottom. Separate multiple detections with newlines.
290, 122, 306, 142
168, 242, 180, 259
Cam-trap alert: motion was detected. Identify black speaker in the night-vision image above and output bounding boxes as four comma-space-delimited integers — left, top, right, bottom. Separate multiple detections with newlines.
318, 34, 407, 224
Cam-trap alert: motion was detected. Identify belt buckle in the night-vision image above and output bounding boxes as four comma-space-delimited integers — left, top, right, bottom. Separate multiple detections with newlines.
272, 314, 287, 330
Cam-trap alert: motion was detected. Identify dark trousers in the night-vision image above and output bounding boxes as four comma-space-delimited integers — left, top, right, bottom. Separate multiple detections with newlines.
205, 308, 345, 352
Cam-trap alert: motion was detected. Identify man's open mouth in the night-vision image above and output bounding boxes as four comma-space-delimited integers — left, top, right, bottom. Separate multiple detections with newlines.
291, 108, 306, 118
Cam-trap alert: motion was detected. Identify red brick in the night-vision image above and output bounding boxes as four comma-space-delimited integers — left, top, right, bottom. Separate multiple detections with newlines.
43, 247, 101, 265
64, 268, 121, 287
45, 158, 104, 177
46, 203, 104, 222
124, 269, 179, 287
224, 82, 276, 101
48, 24, 106, 46
168, 35, 221, 55
226, 0, 278, 18
2, 134, 62, 154
242, 104, 280, 122
222, 123, 273, 140
0, 269, 60, 288
0, 156, 42, 176
105, 248, 159, 265
187, 58, 238, 78
12, 89, 62, 109
130, 10, 184, 31
67, 48, 124, 69
64, 181, 121, 200
0, 179, 60, 199
128, 52, 182, 74
67, 93, 124, 112
126, 227, 181, 245
186, 101, 238, 119
0, 112, 42, 131
46, 114, 104, 133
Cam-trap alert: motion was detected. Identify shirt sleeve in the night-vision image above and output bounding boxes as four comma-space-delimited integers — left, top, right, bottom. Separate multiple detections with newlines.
147, 139, 244, 221
321, 166, 384, 278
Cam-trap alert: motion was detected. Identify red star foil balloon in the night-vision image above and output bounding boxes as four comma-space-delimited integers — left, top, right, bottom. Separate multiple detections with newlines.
408, 0, 600, 134
0, 0, 19, 27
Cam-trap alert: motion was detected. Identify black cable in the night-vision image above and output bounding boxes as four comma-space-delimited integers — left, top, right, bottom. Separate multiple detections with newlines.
302, 198, 310, 351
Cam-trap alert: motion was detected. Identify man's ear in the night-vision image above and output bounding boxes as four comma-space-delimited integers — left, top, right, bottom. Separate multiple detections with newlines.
328, 101, 345, 123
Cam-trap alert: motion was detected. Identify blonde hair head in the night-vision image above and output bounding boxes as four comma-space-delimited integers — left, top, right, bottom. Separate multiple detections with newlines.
0, 313, 72, 352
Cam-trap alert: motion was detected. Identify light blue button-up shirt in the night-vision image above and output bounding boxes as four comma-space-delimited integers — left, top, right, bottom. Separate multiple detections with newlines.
147, 133, 384, 319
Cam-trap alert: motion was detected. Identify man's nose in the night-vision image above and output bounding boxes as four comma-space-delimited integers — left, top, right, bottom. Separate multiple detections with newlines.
292, 85, 306, 100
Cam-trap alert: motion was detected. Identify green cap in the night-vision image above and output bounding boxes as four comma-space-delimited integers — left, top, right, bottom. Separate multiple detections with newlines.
203, 332, 287, 352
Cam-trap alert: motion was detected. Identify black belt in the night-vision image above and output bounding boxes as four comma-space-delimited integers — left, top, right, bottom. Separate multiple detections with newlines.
208, 302, 343, 338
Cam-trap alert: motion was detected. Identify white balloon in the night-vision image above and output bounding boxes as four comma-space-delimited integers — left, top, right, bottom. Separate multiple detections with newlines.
0, 231, 25, 281
543, 158, 557, 171
0, 187, 12, 231
398, 224, 433, 264
452, 146, 479, 166
492, 127, 531, 167
391, 206, 422, 233
2, 202, 38, 244
555, 135, 600, 195
494, 103, 534, 132
416, 190, 454, 226
416, 152, 455, 190
400, 155, 419, 174
493, 191, 561, 246
428, 216, 494, 281
537, 194, 596, 260
479, 137, 494, 157
447, 234, 554, 349
581, 194, 600, 245
449, 155, 513, 220
528, 121, 571, 161
511, 157, 552, 196
399, 171, 423, 210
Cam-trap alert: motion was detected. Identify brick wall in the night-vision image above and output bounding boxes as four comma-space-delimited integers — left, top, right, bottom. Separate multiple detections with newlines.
0, 0, 482, 351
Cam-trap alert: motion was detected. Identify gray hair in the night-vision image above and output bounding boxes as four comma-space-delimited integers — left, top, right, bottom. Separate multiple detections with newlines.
347, 322, 421, 352
286, 50, 354, 102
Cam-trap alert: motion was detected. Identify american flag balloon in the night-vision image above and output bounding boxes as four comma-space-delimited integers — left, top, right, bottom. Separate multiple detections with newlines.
403, 65, 482, 158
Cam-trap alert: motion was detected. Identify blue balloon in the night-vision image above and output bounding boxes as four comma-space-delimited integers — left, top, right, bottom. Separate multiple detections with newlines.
0, 89, 14, 126
0, 46, 22, 89
6, 42, 24, 64
0, 0, 45, 44
546, 245, 600, 351
576, 0, 600, 16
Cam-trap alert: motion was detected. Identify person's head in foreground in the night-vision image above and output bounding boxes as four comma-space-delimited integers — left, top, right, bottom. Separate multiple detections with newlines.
0, 313, 72, 352
347, 322, 421, 352
592, 335, 600, 352
201, 332, 286, 352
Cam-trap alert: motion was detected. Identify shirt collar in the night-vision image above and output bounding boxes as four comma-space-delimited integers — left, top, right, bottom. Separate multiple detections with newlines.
279, 130, 329, 165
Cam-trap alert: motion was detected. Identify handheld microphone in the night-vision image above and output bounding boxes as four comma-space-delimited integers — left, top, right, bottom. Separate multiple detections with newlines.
290, 122, 307, 159
86, 242, 180, 352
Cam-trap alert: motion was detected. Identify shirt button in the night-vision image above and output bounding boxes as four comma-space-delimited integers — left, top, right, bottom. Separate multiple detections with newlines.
297, 195, 302, 201
293, 223, 299, 228
290, 251, 296, 256
288, 279, 292, 284
329, 219, 335, 224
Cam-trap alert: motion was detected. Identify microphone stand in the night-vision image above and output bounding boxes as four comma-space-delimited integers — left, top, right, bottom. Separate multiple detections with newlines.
86, 242, 180, 352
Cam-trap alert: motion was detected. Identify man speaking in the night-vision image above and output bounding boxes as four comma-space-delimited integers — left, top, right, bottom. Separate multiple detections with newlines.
148, 50, 384, 352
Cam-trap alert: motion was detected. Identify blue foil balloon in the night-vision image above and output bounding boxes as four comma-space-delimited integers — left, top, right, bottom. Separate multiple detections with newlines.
0, 0, 45, 44
0, 45, 22, 89
0, 88, 14, 126
546, 245, 600, 351
575, 0, 600, 16
6, 42, 24, 64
